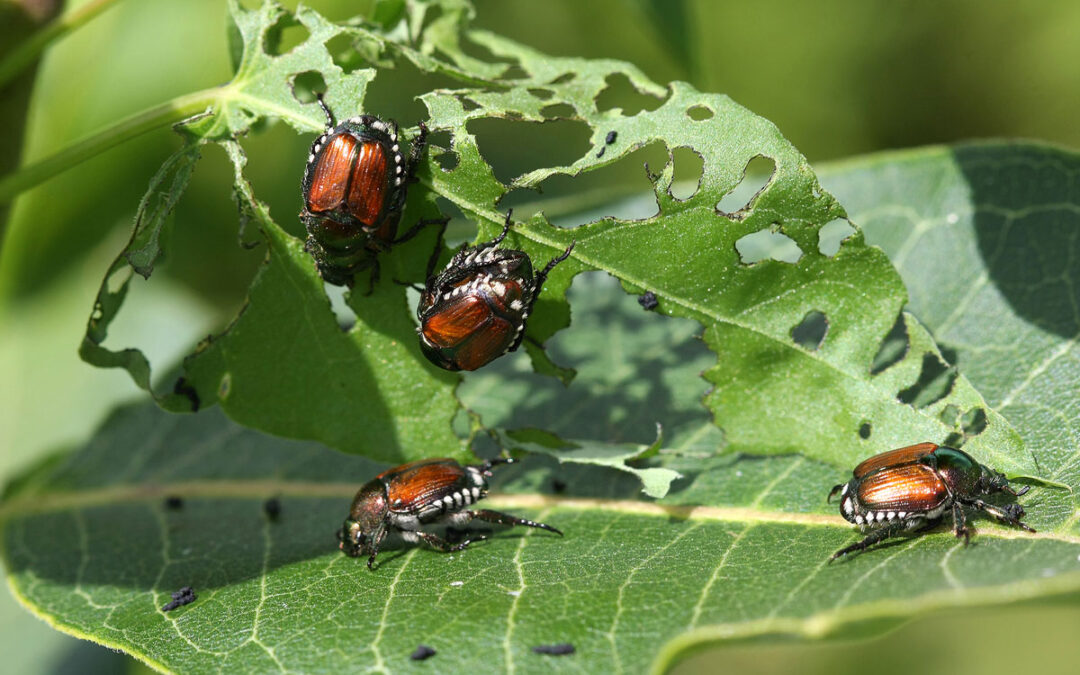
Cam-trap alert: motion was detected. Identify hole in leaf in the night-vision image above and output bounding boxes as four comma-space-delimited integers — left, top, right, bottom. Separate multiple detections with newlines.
716, 155, 776, 219
596, 72, 664, 116
262, 12, 309, 57
540, 103, 575, 119
502, 141, 668, 226
462, 97, 481, 112
791, 310, 828, 350
669, 147, 704, 201
290, 71, 326, 104
897, 352, 957, 408
548, 72, 575, 85
858, 422, 872, 440
325, 283, 357, 331
425, 130, 458, 172
943, 432, 964, 448
870, 313, 909, 375
939, 404, 961, 427
458, 29, 518, 68
500, 63, 528, 80
529, 88, 554, 101
818, 217, 856, 256
735, 226, 802, 264
961, 407, 988, 436
687, 105, 713, 121
324, 33, 368, 74
469, 118, 591, 185
365, 57, 465, 123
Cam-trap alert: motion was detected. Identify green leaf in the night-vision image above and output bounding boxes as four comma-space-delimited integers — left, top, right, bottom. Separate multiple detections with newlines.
7, 243, 1080, 672
4, 265, 1077, 672
497, 426, 681, 499
77, 1, 1030, 484
821, 140, 1080, 525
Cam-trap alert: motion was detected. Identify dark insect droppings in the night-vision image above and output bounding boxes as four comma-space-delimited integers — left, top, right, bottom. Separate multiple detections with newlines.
638, 291, 659, 311
532, 643, 575, 656
162, 586, 196, 612
164, 495, 184, 510
410, 645, 437, 661
605, 130, 617, 144
172, 376, 200, 412
264, 497, 282, 520
595, 145, 606, 159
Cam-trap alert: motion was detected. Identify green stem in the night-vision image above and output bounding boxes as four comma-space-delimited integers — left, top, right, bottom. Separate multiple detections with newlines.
0, 87, 221, 205
0, 0, 124, 89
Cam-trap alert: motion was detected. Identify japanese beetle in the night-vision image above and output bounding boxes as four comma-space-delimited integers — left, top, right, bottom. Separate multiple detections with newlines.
828, 442, 1034, 560
417, 211, 574, 371
301, 96, 442, 287
338, 457, 561, 568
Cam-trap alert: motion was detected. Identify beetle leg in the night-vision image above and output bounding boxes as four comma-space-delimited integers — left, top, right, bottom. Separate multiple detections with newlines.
468, 509, 563, 536
393, 216, 450, 250
315, 93, 335, 129
412, 530, 486, 553
830, 522, 904, 561
534, 241, 576, 290
407, 121, 429, 179
481, 210, 514, 249
827, 484, 844, 503
480, 456, 515, 475
952, 502, 971, 543
358, 259, 380, 296
968, 498, 1036, 533
366, 528, 388, 570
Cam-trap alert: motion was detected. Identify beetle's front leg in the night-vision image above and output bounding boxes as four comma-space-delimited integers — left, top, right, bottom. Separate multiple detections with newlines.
968, 499, 1036, 533
952, 502, 971, 543
413, 530, 486, 553
406, 121, 429, 178
468, 509, 563, 536
830, 522, 904, 561
366, 528, 388, 570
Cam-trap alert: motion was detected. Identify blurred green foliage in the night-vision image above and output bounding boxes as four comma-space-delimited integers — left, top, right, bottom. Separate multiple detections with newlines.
1, 0, 1078, 672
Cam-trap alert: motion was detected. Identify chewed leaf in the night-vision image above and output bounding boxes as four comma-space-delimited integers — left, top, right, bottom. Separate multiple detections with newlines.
78, 0, 1032, 484
496, 426, 681, 499
822, 143, 1080, 487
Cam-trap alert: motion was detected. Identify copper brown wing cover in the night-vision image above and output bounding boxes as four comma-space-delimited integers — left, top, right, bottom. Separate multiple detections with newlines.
856, 463, 949, 511
853, 442, 939, 478
307, 135, 357, 214
380, 459, 469, 512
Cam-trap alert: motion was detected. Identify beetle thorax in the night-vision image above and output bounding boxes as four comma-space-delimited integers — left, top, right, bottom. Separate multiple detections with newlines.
349, 479, 389, 532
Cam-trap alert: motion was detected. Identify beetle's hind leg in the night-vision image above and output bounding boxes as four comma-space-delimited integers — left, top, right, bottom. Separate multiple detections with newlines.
411, 529, 487, 553
830, 522, 905, 561
468, 509, 563, 536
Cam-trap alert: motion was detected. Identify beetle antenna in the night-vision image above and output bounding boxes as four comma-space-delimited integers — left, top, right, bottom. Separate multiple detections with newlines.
315, 93, 335, 129
827, 484, 843, 503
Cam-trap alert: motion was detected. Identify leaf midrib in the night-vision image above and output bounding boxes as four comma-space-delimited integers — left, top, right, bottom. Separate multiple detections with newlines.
1, 483, 1075, 544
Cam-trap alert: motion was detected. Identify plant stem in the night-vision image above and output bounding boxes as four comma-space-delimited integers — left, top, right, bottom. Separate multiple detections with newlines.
0, 0, 124, 90
0, 88, 221, 205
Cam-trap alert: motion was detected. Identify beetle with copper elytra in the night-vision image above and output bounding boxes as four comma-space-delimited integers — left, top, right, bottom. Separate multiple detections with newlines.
417, 211, 574, 371
300, 95, 444, 287
338, 457, 562, 568
828, 442, 1034, 560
